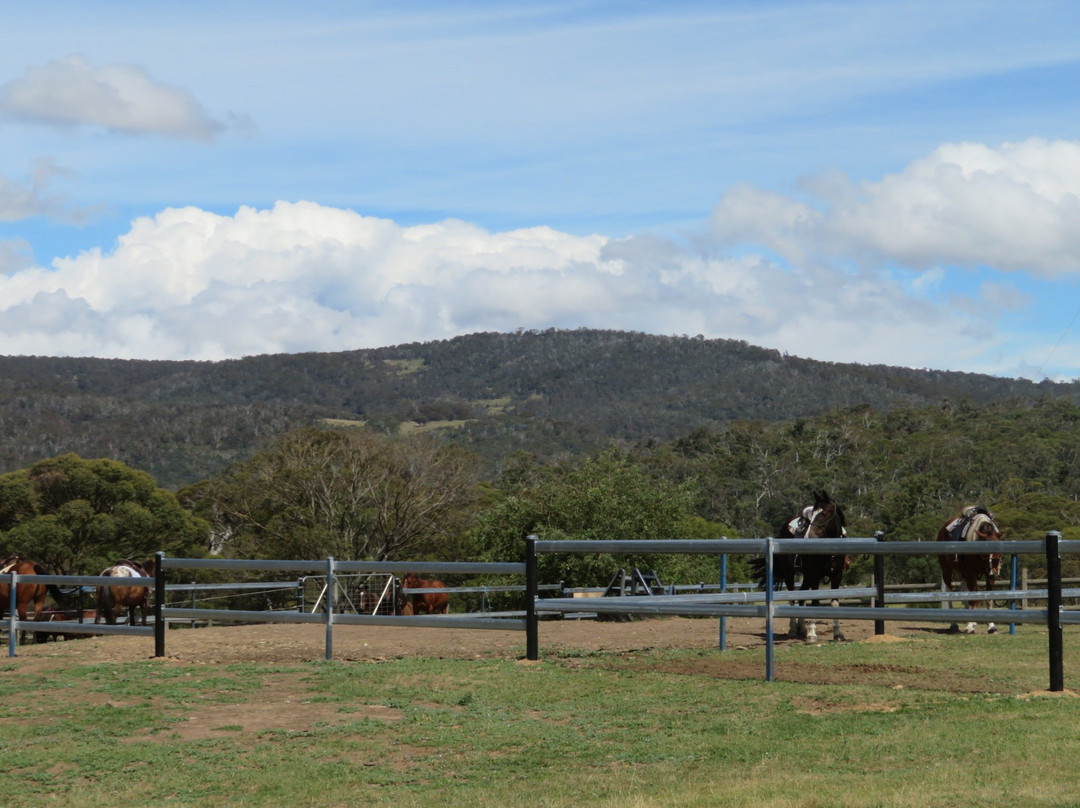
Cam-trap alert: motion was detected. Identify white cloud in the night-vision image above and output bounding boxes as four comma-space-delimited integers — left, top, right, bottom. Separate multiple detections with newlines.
0, 199, 1010, 373
0, 54, 227, 142
712, 138, 1080, 277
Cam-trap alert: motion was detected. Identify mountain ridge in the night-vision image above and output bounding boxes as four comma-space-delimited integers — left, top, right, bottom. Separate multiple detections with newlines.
2, 328, 1074, 489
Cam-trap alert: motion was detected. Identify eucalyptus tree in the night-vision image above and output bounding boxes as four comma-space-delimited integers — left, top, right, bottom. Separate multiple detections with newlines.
468, 446, 719, 588
181, 427, 480, 561
0, 453, 208, 574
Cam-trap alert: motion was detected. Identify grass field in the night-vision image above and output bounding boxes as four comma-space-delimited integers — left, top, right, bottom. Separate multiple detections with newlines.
3, 626, 1080, 807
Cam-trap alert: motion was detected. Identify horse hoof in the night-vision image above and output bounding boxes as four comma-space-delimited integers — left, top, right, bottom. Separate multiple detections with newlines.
987, 625, 998, 634
833, 634, 847, 643
961, 624, 976, 635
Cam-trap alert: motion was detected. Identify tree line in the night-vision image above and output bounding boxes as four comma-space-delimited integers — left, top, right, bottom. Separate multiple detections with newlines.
3, 395, 1079, 593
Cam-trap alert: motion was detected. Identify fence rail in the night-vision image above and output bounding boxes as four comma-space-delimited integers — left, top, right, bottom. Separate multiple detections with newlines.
523, 531, 1074, 691
5, 534, 1077, 692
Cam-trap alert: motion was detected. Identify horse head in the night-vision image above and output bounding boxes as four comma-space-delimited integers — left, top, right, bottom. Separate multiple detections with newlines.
806, 491, 846, 540
970, 515, 1003, 578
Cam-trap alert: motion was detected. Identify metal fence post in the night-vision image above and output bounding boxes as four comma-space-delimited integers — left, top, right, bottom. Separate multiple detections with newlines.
1046, 532, 1063, 692
1009, 554, 1018, 635
154, 552, 166, 657
7, 571, 17, 657
325, 556, 335, 661
719, 550, 728, 651
525, 534, 538, 661
765, 537, 774, 682
874, 531, 886, 635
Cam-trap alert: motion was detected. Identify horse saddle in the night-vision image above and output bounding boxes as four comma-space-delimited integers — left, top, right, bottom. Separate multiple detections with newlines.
788, 516, 810, 538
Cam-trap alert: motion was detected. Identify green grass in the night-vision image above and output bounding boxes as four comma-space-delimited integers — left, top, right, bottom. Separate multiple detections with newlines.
3, 628, 1080, 807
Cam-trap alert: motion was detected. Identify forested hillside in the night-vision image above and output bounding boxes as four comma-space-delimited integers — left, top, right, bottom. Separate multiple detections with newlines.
1, 328, 1076, 490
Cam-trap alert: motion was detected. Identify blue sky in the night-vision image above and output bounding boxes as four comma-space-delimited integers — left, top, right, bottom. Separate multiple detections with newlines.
2, 1, 1080, 380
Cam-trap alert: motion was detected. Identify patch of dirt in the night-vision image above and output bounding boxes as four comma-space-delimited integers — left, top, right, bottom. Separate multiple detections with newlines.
8, 614, 932, 669
0, 616, 1009, 735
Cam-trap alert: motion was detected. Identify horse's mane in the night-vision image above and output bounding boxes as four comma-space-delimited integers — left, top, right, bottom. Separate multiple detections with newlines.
965, 513, 997, 540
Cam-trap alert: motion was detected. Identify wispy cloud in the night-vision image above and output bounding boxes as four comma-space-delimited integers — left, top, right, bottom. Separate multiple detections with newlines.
0, 158, 89, 223
0, 54, 230, 142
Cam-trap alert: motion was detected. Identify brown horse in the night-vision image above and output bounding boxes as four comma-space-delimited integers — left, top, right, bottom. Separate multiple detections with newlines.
937, 507, 1003, 634
33, 608, 99, 643
1, 556, 56, 643
400, 574, 449, 615
95, 559, 156, 626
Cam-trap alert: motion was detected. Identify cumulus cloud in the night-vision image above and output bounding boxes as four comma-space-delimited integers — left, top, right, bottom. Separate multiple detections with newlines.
713, 138, 1080, 277
0, 55, 227, 141
0, 199, 1012, 372
3, 139, 1078, 374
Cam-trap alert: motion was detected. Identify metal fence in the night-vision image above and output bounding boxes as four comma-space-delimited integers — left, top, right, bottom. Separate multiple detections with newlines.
5, 534, 1077, 691
523, 531, 1076, 690
155, 557, 526, 660
4, 571, 157, 657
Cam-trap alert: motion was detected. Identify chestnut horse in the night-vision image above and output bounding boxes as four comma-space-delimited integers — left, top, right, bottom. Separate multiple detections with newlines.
938, 508, 1003, 634
1, 556, 63, 644
400, 574, 449, 615
751, 490, 849, 642
95, 559, 156, 626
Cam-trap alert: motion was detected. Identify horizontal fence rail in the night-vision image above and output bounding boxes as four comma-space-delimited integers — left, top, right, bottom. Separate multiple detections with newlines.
6, 534, 1077, 692
158, 557, 525, 660
524, 531, 1075, 690
5, 570, 159, 656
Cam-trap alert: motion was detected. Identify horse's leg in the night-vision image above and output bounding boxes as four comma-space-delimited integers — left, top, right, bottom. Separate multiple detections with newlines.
940, 566, 961, 633
16, 594, 33, 645
830, 566, 846, 642
29, 586, 47, 644
780, 563, 802, 638
800, 578, 818, 644
982, 571, 997, 635
959, 567, 978, 634
830, 593, 845, 642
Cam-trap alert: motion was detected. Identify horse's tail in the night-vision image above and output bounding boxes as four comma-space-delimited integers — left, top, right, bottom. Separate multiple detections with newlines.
47, 583, 82, 607
749, 555, 769, 591
32, 563, 74, 607
96, 572, 116, 624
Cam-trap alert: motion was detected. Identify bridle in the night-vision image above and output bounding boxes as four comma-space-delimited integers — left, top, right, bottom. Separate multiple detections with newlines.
807, 503, 844, 539
974, 523, 1003, 579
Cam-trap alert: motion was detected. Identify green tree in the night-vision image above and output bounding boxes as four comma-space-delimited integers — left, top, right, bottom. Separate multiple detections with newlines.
0, 454, 208, 574
181, 427, 480, 561
469, 446, 709, 587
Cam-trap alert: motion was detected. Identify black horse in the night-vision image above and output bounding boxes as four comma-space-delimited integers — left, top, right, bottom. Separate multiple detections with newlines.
751, 490, 849, 642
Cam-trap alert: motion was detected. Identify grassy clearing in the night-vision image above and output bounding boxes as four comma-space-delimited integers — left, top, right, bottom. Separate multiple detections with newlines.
2, 629, 1080, 807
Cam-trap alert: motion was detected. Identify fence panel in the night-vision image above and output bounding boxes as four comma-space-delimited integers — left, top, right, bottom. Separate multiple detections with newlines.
524, 531, 1073, 690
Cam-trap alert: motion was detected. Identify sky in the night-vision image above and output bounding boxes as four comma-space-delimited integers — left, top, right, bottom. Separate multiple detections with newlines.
2, 2, 1080, 381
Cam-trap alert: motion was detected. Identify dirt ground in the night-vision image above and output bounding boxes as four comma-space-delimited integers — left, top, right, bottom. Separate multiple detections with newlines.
9, 613, 920, 667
